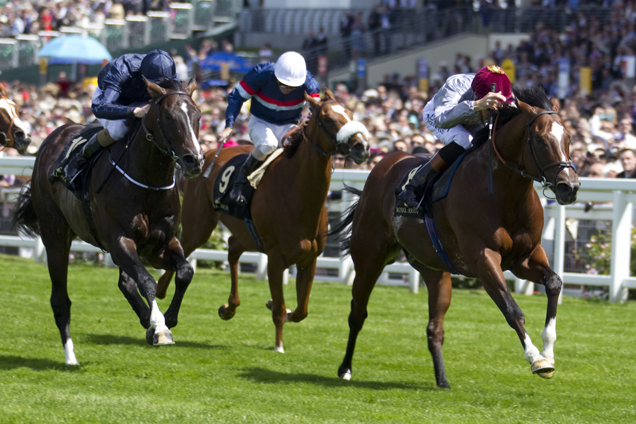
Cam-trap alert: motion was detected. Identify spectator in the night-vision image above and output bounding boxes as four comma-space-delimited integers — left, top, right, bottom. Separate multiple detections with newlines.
617, 148, 636, 178
340, 12, 354, 64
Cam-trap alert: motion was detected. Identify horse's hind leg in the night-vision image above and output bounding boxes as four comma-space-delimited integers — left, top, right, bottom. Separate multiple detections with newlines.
218, 235, 245, 320
512, 246, 562, 378
118, 269, 151, 329
338, 244, 399, 381
37, 204, 76, 364
475, 248, 550, 377
413, 264, 452, 388
287, 258, 316, 323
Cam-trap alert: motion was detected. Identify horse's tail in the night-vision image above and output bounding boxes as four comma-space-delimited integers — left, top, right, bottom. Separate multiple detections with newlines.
12, 183, 40, 237
328, 185, 362, 256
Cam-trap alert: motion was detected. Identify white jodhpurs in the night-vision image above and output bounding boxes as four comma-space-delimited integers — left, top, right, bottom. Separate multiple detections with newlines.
92, 87, 131, 141
422, 102, 473, 149
248, 115, 297, 161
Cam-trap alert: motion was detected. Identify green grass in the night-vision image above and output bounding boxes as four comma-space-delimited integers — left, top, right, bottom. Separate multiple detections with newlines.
1, 253, 635, 423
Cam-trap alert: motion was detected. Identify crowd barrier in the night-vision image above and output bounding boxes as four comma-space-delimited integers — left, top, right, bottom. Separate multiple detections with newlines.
0, 156, 634, 302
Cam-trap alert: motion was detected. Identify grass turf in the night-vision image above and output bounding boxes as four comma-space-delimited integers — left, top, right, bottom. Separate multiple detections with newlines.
0, 253, 635, 423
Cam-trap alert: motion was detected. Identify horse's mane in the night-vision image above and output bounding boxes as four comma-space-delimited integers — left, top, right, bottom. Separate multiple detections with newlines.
283, 121, 308, 158
472, 85, 554, 148
158, 78, 183, 91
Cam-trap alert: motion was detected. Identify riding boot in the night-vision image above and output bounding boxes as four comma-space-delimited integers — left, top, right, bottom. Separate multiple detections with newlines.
397, 154, 447, 208
230, 155, 265, 206
51, 129, 113, 184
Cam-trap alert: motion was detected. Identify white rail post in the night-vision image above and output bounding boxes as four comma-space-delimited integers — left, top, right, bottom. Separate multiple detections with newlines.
553, 204, 566, 304
410, 268, 420, 294
515, 278, 534, 295
610, 191, 631, 303
257, 253, 268, 280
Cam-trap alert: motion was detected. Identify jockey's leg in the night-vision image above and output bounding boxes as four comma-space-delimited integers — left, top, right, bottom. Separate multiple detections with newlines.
397, 142, 465, 208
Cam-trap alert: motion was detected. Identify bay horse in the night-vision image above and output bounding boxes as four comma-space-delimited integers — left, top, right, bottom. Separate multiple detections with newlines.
330, 86, 580, 388
12, 77, 205, 365
0, 84, 32, 154
156, 88, 370, 352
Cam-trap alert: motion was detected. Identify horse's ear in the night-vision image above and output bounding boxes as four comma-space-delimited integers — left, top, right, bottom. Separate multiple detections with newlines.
143, 76, 166, 98
185, 77, 197, 96
550, 98, 560, 112
323, 87, 336, 101
517, 99, 535, 117
304, 91, 320, 112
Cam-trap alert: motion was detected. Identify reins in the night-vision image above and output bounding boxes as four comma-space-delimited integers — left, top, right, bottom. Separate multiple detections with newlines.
490, 109, 574, 188
141, 90, 190, 163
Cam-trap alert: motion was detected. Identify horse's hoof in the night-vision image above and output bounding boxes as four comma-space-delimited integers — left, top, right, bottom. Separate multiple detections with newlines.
531, 358, 555, 376
265, 299, 273, 311
274, 345, 285, 353
66, 359, 80, 366
218, 304, 235, 320
153, 328, 175, 346
338, 366, 352, 381
146, 327, 155, 345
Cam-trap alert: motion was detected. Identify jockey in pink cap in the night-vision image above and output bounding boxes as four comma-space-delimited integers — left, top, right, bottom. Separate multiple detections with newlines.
398, 65, 515, 208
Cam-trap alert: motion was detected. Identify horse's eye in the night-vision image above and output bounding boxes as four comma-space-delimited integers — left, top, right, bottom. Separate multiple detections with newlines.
534, 134, 544, 144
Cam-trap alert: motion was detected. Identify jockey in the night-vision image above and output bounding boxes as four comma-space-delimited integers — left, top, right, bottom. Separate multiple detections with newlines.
219, 51, 320, 205
397, 65, 515, 208
52, 49, 180, 183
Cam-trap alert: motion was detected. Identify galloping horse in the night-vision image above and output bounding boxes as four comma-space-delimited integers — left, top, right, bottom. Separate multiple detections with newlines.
330, 86, 580, 388
0, 84, 32, 154
156, 88, 370, 352
13, 78, 205, 365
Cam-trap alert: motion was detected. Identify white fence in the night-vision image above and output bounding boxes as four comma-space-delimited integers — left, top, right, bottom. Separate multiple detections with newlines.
1, 156, 635, 302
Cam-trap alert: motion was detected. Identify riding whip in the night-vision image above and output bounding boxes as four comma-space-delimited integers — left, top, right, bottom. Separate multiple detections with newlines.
487, 83, 497, 194
203, 136, 227, 178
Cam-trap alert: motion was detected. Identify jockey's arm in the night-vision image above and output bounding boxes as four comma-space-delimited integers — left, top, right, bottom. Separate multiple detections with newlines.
433, 77, 477, 129
92, 85, 135, 120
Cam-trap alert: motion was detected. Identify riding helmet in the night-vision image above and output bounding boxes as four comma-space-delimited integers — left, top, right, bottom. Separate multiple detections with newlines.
274, 52, 307, 87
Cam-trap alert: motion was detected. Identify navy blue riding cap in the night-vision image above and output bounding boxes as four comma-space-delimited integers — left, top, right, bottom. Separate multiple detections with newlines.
140, 49, 178, 83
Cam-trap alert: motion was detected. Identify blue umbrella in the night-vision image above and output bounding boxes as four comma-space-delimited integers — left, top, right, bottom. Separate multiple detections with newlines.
38, 35, 112, 65
198, 52, 254, 73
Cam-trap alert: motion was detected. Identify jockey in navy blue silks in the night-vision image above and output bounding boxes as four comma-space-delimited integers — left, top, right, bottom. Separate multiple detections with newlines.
52, 49, 180, 183
219, 51, 320, 205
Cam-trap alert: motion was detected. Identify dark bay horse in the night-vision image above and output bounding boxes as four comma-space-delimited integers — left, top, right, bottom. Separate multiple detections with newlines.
0, 84, 32, 153
331, 86, 580, 388
12, 78, 205, 365
156, 88, 370, 352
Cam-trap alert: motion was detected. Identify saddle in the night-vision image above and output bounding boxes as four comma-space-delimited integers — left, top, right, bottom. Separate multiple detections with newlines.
394, 151, 468, 219
51, 125, 104, 201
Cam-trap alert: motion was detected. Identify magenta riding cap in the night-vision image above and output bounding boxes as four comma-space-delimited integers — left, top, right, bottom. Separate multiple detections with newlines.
471, 65, 514, 103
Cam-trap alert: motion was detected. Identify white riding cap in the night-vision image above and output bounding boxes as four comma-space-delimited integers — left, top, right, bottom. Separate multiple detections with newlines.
274, 52, 307, 87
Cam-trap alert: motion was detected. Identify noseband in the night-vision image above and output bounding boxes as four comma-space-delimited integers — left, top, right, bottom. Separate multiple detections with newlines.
305, 100, 350, 156
0, 94, 18, 148
492, 110, 575, 188
141, 90, 190, 162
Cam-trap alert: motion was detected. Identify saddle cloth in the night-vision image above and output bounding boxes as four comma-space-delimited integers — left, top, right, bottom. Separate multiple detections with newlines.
394, 151, 468, 219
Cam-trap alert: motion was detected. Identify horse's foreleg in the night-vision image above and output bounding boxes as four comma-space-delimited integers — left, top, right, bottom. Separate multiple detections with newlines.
476, 249, 550, 376
287, 258, 317, 323
162, 237, 194, 329
218, 236, 245, 321
110, 236, 174, 346
512, 246, 561, 378
413, 265, 452, 388
266, 253, 287, 353
118, 269, 151, 328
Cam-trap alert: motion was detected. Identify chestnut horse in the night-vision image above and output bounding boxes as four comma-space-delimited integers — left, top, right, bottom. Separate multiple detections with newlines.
331, 86, 580, 388
0, 84, 32, 154
156, 88, 370, 352
12, 78, 205, 365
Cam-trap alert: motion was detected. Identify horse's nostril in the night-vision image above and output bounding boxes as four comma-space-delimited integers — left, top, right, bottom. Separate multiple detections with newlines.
183, 155, 195, 165
14, 131, 25, 139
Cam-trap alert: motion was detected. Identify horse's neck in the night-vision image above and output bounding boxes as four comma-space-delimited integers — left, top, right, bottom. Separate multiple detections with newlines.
122, 120, 175, 186
281, 123, 332, 211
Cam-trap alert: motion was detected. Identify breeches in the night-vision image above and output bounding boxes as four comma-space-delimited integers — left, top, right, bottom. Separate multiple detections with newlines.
248, 115, 296, 161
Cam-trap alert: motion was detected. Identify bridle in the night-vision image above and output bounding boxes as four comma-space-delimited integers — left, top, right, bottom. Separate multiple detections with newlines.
0, 94, 19, 148
304, 100, 351, 156
141, 90, 191, 163
491, 110, 575, 188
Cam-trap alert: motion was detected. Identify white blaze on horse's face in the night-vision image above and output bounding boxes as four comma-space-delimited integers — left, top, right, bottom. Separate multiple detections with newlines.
331, 104, 351, 123
179, 101, 202, 156
549, 121, 574, 178
0, 98, 30, 138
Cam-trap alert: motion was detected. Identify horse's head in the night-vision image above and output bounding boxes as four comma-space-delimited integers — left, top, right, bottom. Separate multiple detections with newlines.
0, 85, 32, 154
143, 77, 205, 178
518, 99, 580, 205
304, 88, 370, 164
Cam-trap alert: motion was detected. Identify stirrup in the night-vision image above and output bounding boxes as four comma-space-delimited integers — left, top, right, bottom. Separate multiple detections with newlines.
398, 189, 420, 208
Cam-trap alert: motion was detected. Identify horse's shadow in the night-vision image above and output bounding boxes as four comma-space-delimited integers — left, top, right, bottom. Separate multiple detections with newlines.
0, 355, 76, 371
237, 367, 436, 391
85, 333, 229, 350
